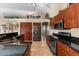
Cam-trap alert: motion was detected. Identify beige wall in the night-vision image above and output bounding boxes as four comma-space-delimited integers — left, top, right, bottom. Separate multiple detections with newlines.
48, 28, 79, 38
71, 28, 79, 38
4, 18, 50, 34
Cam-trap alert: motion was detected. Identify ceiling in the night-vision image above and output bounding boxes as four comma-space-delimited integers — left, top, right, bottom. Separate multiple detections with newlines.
0, 3, 68, 17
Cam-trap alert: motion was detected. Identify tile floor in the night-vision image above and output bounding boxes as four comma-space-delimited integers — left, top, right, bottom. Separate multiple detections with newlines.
31, 39, 53, 56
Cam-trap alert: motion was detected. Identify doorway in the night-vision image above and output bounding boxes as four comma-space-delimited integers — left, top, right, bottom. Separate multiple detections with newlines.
42, 22, 48, 40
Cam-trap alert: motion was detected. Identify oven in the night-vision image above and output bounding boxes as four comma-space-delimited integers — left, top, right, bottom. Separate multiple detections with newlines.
50, 36, 58, 55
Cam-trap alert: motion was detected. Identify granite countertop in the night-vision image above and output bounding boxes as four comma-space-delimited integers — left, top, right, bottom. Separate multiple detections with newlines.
0, 41, 32, 56
0, 45, 27, 56
51, 33, 79, 51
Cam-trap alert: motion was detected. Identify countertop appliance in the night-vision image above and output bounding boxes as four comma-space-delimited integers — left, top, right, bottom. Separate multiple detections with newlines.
54, 20, 63, 29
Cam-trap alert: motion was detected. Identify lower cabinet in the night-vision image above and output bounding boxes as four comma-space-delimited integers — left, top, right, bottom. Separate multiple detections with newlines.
56, 40, 66, 56
57, 40, 79, 56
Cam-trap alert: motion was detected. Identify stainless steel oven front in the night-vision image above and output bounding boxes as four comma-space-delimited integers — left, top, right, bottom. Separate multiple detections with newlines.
50, 36, 57, 55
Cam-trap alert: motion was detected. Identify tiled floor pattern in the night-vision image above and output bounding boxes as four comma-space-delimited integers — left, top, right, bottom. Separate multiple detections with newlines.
31, 39, 53, 56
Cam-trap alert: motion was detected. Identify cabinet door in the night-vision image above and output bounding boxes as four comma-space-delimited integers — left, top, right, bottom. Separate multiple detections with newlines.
65, 8, 69, 21
75, 4, 79, 28
69, 5, 75, 20
63, 4, 78, 28
50, 17, 57, 27
75, 4, 79, 20
57, 14, 60, 21
20, 22, 32, 42
50, 19, 54, 27
57, 40, 79, 56
25, 23, 32, 41
56, 40, 65, 56
63, 8, 70, 28
50, 20, 52, 26
54, 17, 57, 24
68, 4, 79, 28
56, 40, 61, 56
64, 19, 74, 28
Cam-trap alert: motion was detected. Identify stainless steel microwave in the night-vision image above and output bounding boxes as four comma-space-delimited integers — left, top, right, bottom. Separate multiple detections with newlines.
54, 20, 63, 29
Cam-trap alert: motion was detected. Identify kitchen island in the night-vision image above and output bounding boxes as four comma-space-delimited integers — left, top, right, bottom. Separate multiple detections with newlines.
0, 42, 32, 56
0, 32, 32, 56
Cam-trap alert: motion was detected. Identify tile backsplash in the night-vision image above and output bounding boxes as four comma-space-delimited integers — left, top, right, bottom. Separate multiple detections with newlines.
47, 29, 59, 35
48, 28, 79, 38
71, 28, 79, 38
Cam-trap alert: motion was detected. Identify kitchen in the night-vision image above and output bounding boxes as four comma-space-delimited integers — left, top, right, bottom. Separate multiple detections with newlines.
48, 3, 79, 56
0, 3, 79, 56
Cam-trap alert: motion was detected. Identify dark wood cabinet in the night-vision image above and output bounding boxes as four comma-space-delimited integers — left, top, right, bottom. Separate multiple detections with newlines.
50, 18, 55, 27
63, 4, 77, 28
57, 40, 79, 56
63, 19, 75, 28
50, 19, 54, 27
56, 40, 66, 56
50, 3, 79, 29
20, 22, 32, 42
63, 4, 79, 28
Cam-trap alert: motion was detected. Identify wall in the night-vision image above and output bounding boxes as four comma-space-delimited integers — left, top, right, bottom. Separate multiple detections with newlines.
4, 18, 50, 34
71, 28, 79, 38
0, 17, 8, 24
48, 28, 71, 36
48, 28, 79, 38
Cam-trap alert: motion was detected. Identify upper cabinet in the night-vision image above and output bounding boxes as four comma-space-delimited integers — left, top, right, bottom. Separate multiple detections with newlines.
76, 4, 79, 20
64, 4, 79, 28
50, 16, 57, 27
50, 3, 79, 29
